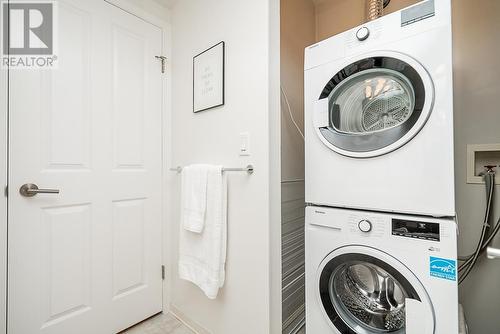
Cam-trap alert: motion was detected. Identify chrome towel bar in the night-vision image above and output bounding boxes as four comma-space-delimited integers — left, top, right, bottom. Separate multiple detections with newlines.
169, 164, 254, 174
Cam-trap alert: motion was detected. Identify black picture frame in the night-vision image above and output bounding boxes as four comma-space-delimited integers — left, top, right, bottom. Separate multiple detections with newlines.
193, 41, 225, 113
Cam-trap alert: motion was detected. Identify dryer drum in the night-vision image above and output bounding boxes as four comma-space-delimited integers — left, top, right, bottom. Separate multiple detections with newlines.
317, 55, 430, 156
329, 69, 415, 135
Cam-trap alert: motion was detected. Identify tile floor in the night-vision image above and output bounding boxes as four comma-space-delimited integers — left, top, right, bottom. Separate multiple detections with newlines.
121, 313, 194, 334
122, 313, 306, 334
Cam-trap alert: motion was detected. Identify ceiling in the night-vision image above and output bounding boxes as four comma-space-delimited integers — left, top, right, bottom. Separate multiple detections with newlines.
152, 0, 177, 8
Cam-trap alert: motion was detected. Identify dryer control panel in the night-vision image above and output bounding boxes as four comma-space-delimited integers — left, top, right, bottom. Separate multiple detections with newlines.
392, 218, 440, 242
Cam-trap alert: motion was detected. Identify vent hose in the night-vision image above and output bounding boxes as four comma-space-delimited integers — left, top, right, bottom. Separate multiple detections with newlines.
367, 0, 384, 21
458, 169, 498, 284
366, 0, 391, 21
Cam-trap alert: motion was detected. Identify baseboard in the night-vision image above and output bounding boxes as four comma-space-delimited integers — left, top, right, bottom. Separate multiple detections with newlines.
169, 305, 212, 334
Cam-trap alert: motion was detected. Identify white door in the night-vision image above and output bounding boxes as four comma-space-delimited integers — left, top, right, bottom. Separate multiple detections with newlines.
8, 0, 164, 333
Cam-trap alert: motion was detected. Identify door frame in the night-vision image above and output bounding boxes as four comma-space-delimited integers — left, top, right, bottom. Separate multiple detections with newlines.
1, 1, 172, 332
1, 32, 7, 334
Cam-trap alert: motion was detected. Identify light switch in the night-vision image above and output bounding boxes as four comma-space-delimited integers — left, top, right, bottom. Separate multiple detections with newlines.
239, 132, 251, 156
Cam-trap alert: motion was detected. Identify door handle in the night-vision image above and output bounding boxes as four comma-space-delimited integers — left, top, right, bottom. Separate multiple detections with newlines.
19, 183, 60, 197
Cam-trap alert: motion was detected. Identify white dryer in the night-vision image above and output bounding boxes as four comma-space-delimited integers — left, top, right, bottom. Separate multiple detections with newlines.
305, 206, 458, 333
304, 0, 454, 217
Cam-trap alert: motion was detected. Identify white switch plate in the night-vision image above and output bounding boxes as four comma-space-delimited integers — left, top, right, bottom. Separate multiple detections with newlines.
239, 132, 250, 156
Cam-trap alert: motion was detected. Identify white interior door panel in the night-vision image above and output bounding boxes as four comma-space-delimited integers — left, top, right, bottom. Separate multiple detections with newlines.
8, 0, 163, 333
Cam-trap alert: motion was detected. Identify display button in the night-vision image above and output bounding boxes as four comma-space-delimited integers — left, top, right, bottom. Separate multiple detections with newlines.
356, 27, 370, 41
358, 219, 373, 233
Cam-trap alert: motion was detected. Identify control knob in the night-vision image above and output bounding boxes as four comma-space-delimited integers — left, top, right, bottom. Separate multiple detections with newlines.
356, 27, 370, 41
358, 219, 373, 233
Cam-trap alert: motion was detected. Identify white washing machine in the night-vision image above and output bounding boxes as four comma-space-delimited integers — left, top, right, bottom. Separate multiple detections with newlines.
305, 206, 458, 333
304, 0, 455, 217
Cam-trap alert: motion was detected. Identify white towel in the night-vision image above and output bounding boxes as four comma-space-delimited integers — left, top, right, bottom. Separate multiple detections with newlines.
181, 164, 210, 233
178, 165, 227, 299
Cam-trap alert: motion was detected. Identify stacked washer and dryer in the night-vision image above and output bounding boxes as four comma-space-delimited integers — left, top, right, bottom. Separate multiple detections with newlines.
304, 1, 460, 333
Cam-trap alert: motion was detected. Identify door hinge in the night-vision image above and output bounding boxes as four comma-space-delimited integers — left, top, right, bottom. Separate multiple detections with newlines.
4, 185, 7, 197
161, 265, 165, 280
155, 56, 167, 73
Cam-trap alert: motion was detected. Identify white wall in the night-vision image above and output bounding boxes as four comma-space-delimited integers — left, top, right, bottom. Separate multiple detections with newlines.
168, 1, 280, 333
110, 0, 171, 23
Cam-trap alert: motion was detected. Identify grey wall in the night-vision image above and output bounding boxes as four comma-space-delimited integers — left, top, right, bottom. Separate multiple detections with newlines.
453, 1, 500, 333
281, 0, 315, 182
281, 182, 306, 333
314, 0, 420, 41
280, 0, 315, 332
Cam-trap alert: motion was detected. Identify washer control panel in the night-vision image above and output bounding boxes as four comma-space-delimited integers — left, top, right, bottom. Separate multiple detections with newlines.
392, 218, 440, 241
348, 214, 385, 238
358, 219, 373, 233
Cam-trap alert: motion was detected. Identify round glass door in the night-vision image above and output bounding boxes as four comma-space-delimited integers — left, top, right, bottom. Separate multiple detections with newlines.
318, 247, 434, 334
315, 54, 434, 158
329, 69, 415, 134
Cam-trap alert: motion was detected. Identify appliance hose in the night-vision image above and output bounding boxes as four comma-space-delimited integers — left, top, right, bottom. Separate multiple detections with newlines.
458, 171, 496, 284
280, 85, 305, 140
459, 171, 495, 263
367, 0, 384, 21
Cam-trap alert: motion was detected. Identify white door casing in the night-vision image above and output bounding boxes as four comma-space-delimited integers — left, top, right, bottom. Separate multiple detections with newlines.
8, 0, 164, 333
0, 28, 7, 334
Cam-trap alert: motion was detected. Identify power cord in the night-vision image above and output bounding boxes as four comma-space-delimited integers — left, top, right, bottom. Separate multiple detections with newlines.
280, 85, 304, 140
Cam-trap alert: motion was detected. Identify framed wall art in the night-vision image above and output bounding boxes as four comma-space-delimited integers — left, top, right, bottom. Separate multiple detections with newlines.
193, 41, 225, 113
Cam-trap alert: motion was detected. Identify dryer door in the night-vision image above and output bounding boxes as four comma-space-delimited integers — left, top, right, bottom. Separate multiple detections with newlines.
313, 52, 434, 158
317, 246, 435, 334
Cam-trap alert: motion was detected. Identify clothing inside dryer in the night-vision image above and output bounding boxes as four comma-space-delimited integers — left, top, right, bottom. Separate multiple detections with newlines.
330, 262, 410, 333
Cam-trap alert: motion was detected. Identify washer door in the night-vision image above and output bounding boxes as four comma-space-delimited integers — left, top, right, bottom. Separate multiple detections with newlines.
313, 52, 434, 158
317, 246, 435, 334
